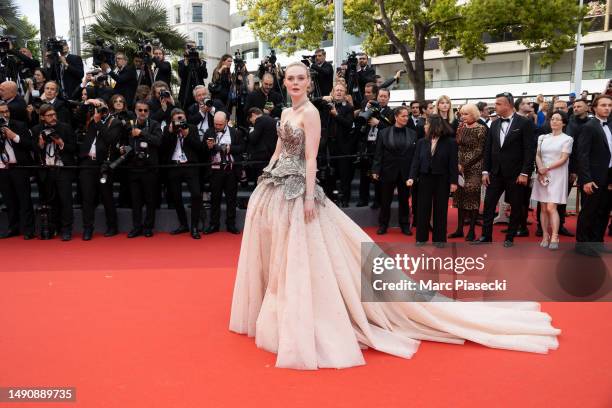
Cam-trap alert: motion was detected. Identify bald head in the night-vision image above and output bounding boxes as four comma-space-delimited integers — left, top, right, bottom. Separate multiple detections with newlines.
0, 81, 18, 100
214, 111, 228, 132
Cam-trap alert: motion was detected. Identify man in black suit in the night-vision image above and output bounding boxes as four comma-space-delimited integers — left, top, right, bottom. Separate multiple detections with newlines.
78, 100, 122, 240
0, 81, 28, 123
39, 81, 72, 125
407, 100, 424, 132
372, 106, 418, 235
46, 43, 84, 100
348, 52, 376, 109
308, 49, 334, 98
106, 52, 137, 109
245, 73, 284, 119
32, 104, 77, 241
575, 94, 612, 256
203, 111, 244, 234
161, 108, 203, 239
0, 101, 35, 239
149, 47, 172, 87
246, 107, 277, 180
186, 85, 225, 136
178, 41, 208, 109
133, 55, 151, 91
125, 100, 163, 238
475, 92, 535, 247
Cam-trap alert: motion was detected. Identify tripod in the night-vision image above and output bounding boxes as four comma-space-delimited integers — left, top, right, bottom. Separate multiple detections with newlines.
181, 57, 204, 108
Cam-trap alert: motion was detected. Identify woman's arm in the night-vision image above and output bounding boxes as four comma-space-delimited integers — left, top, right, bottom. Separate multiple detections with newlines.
303, 106, 322, 222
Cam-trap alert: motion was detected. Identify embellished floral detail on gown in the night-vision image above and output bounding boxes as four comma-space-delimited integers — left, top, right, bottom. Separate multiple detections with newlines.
229, 122, 560, 370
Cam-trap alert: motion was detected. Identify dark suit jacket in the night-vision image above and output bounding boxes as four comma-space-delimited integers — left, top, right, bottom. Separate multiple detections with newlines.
245, 89, 283, 118
3, 119, 34, 164
372, 125, 418, 182
109, 65, 137, 106
310, 61, 334, 97
328, 102, 355, 155
31, 122, 77, 166
409, 136, 458, 184
186, 99, 227, 134
577, 117, 612, 187
203, 126, 245, 175
566, 115, 590, 174
150, 59, 172, 86
248, 114, 277, 161
7, 95, 28, 123
61, 54, 84, 99
161, 124, 202, 164
78, 117, 123, 164
178, 59, 208, 108
483, 113, 536, 179
126, 118, 163, 167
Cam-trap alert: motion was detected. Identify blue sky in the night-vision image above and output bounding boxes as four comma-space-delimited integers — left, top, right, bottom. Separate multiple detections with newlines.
18, 0, 71, 40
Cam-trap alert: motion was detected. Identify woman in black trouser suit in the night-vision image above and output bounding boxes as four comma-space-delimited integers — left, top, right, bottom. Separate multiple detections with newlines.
407, 114, 458, 246
371, 106, 418, 235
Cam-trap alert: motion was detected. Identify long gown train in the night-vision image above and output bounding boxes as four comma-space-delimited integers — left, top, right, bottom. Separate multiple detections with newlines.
229, 122, 560, 370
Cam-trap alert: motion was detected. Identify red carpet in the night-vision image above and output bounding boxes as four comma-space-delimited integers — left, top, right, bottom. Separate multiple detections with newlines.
1, 213, 610, 407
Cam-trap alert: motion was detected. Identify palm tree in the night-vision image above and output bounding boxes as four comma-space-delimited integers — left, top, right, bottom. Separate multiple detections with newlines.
83, 0, 186, 58
0, 0, 28, 38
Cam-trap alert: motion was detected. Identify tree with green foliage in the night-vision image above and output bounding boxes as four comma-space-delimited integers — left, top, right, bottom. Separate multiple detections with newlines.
240, 0, 586, 100
83, 0, 186, 59
4, 16, 41, 60
0, 0, 28, 38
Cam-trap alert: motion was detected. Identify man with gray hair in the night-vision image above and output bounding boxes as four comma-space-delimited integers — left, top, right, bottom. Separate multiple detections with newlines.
203, 111, 245, 234
0, 81, 28, 123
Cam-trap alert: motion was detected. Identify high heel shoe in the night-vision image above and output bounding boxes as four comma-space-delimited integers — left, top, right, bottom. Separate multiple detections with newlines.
540, 234, 550, 248
549, 234, 559, 250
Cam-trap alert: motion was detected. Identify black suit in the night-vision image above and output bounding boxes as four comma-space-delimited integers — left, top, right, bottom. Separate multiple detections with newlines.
6, 96, 28, 123
161, 124, 203, 229
481, 114, 536, 241
49, 54, 84, 100
310, 61, 334, 97
576, 118, 612, 244
0, 119, 35, 235
410, 136, 458, 242
245, 89, 284, 119
372, 125, 418, 229
126, 119, 163, 231
178, 59, 208, 108
350, 65, 376, 108
78, 117, 122, 232
109, 65, 138, 108
149, 58, 172, 87
32, 122, 77, 234
248, 114, 278, 178
204, 126, 245, 228
327, 102, 355, 204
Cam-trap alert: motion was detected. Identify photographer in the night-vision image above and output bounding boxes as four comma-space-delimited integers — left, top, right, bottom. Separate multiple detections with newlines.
133, 54, 152, 89
0, 80, 28, 123
80, 69, 114, 103
45, 41, 84, 100
32, 104, 76, 241
37, 81, 72, 125
246, 107, 277, 180
178, 41, 208, 109
124, 100, 162, 238
203, 111, 244, 234
245, 73, 283, 119
148, 81, 175, 126
186, 85, 225, 137
148, 47, 172, 87
304, 49, 333, 98
78, 99, 121, 240
324, 84, 355, 206
161, 108, 202, 239
346, 52, 376, 109
209, 54, 233, 107
106, 52, 137, 108
23, 67, 47, 105
257, 50, 284, 95
0, 101, 35, 239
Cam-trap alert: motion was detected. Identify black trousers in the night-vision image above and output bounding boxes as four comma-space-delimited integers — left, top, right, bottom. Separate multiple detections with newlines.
129, 169, 158, 230
482, 173, 524, 240
576, 168, 612, 243
0, 168, 34, 235
38, 167, 74, 232
167, 165, 201, 228
79, 159, 117, 230
335, 157, 354, 204
378, 173, 411, 228
358, 159, 381, 204
416, 174, 450, 243
210, 169, 238, 227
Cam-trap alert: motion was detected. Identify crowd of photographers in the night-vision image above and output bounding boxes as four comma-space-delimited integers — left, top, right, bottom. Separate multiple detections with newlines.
0, 35, 610, 251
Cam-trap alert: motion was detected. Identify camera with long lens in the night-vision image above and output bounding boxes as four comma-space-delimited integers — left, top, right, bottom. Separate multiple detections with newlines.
0, 35, 16, 54
173, 119, 189, 132
136, 38, 159, 63
263, 49, 277, 66
346, 51, 358, 73
46, 37, 65, 54
92, 38, 116, 68
311, 97, 333, 112
355, 100, 386, 133
301, 54, 318, 78
186, 44, 203, 62
100, 145, 132, 184
201, 98, 214, 108
31, 97, 43, 110
159, 90, 171, 99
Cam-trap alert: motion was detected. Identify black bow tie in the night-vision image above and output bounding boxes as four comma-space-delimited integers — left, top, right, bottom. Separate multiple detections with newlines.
500, 118, 510, 123
602, 121, 608, 127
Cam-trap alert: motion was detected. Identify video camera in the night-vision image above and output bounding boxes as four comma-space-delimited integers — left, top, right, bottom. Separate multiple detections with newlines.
186, 43, 203, 62
137, 38, 159, 63
355, 100, 389, 133
263, 49, 277, 66
0, 35, 16, 54
345, 51, 358, 73
87, 68, 108, 84
92, 38, 116, 68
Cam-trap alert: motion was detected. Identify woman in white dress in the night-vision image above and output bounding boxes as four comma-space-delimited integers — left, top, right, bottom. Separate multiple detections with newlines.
229, 62, 560, 370
531, 111, 573, 250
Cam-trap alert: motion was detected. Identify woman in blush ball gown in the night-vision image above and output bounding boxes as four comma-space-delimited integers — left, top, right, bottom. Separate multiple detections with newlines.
229, 62, 561, 370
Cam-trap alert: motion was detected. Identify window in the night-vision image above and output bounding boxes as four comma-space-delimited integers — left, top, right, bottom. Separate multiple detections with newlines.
90, 0, 95, 13
192, 4, 203, 23
197, 32, 205, 53
175, 6, 181, 24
